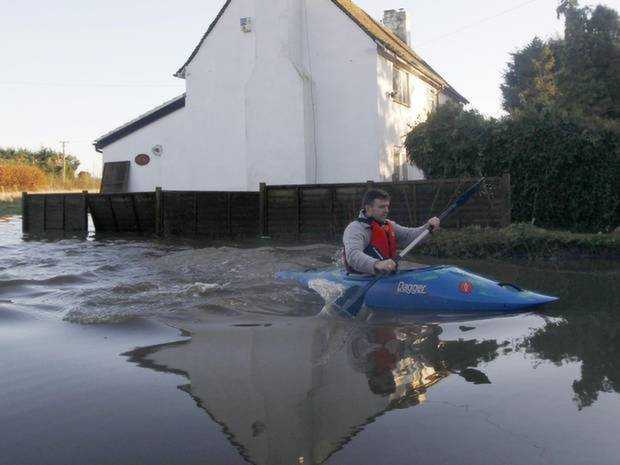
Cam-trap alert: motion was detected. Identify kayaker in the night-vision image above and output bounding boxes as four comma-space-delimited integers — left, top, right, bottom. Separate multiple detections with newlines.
343, 189, 440, 275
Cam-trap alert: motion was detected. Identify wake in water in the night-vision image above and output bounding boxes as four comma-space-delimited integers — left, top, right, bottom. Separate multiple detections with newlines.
0, 219, 341, 324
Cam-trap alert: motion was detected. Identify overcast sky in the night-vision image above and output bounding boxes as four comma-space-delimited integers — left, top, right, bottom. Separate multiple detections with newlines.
2, 0, 618, 175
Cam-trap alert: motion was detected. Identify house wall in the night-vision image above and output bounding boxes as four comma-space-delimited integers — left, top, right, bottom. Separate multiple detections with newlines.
182, 0, 256, 191
101, 0, 453, 191
102, 108, 187, 192
376, 55, 439, 182
304, 1, 380, 183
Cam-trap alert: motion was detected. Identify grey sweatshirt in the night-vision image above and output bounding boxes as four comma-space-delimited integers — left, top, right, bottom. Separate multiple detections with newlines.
342, 211, 427, 275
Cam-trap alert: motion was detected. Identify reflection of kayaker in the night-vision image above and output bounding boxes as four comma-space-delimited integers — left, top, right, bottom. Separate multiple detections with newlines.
349, 325, 449, 399
346, 324, 496, 405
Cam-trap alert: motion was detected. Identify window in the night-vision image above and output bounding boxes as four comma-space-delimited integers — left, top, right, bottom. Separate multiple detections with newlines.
392, 66, 410, 106
392, 147, 408, 182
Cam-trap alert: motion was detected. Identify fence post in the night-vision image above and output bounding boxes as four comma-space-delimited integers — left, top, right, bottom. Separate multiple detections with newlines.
43, 194, 47, 232
61, 194, 66, 232
82, 191, 89, 233
130, 194, 142, 233
155, 187, 163, 236
295, 187, 301, 238
226, 192, 232, 236
194, 192, 199, 235
411, 183, 418, 225
107, 196, 119, 232
21, 192, 28, 233
259, 182, 267, 237
330, 187, 337, 239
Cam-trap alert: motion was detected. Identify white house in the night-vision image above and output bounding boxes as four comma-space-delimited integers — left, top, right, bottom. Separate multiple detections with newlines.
94, 0, 466, 192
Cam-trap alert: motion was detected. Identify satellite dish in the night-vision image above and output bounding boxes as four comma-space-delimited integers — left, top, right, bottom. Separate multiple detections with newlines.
151, 145, 163, 157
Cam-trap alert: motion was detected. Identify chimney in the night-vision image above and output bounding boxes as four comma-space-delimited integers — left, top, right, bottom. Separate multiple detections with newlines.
382, 9, 411, 45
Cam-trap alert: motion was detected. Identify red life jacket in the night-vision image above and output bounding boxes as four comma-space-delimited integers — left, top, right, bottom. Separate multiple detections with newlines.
367, 220, 398, 260
343, 218, 398, 273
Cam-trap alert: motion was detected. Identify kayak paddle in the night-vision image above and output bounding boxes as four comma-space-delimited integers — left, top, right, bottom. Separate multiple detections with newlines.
335, 178, 486, 317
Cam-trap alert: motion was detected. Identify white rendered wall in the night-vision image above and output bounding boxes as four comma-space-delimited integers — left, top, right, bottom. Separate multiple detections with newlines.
304, 1, 380, 183
182, 0, 256, 191
243, 0, 315, 187
102, 108, 187, 192
376, 56, 439, 181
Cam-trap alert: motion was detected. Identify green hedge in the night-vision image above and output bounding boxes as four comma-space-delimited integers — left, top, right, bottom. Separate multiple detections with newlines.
405, 104, 620, 232
416, 224, 619, 260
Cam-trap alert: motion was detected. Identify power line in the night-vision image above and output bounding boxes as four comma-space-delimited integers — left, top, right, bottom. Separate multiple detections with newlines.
0, 81, 181, 88
60, 140, 69, 183
418, 0, 542, 47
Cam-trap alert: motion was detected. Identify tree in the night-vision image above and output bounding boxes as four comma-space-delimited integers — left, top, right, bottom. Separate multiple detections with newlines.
501, 37, 558, 113
502, 1, 620, 119
404, 102, 495, 179
556, 2, 620, 118
0, 147, 81, 178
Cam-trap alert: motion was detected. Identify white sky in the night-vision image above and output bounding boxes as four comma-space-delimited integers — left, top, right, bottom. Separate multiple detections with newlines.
1, 0, 618, 175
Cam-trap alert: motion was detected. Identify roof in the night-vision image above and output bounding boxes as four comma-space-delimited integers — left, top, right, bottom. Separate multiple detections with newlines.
94, 93, 186, 152
331, 0, 468, 103
174, 0, 467, 103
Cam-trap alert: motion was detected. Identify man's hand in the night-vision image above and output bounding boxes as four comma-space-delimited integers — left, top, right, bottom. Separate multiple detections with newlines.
427, 217, 441, 232
374, 259, 397, 275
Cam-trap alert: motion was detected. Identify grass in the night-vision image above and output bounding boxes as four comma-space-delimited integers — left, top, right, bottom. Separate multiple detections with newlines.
0, 161, 101, 196
0, 191, 22, 216
0, 199, 21, 216
418, 223, 619, 261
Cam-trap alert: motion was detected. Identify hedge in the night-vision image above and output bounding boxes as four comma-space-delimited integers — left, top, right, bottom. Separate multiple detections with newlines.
405, 104, 620, 232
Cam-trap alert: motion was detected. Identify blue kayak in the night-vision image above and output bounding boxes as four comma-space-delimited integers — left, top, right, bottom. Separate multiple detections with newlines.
277, 265, 558, 314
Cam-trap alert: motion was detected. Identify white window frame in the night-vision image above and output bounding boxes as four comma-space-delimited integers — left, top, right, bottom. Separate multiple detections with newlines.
391, 146, 408, 182
392, 65, 411, 107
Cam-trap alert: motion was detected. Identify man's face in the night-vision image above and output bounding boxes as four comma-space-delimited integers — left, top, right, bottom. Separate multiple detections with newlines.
366, 198, 390, 222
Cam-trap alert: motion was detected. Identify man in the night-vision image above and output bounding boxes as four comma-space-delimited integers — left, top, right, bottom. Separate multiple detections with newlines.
343, 189, 440, 275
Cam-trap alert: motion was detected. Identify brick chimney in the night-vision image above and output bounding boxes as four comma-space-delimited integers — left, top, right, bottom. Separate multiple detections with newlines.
382, 9, 411, 45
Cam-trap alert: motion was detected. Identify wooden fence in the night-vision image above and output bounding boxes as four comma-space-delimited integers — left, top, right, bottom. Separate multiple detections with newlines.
88, 192, 156, 233
261, 175, 511, 239
21, 192, 88, 235
161, 191, 259, 237
21, 175, 510, 238
22, 189, 260, 238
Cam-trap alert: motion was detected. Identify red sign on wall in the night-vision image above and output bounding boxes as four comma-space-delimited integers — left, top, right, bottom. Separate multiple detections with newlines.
135, 154, 150, 166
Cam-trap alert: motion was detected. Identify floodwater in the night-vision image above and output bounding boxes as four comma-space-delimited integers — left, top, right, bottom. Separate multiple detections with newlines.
1, 215, 619, 465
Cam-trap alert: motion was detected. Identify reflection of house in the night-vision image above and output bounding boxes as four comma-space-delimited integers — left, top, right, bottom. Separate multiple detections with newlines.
131, 321, 449, 465
95, 1, 466, 192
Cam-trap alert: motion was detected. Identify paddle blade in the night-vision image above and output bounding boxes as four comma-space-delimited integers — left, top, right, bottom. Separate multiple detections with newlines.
333, 283, 371, 317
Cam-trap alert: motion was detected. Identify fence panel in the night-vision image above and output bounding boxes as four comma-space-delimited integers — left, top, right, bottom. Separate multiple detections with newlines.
261, 175, 510, 239
22, 193, 87, 234
21, 176, 510, 239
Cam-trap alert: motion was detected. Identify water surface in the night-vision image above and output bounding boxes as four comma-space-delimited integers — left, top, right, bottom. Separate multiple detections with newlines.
1, 215, 619, 465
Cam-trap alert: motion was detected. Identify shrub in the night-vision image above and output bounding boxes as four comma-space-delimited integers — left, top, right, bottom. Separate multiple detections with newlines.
405, 103, 620, 232
0, 163, 48, 191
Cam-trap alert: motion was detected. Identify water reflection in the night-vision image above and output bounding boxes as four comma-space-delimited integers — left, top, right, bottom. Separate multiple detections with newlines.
126, 320, 499, 465
522, 311, 620, 410
515, 266, 620, 410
